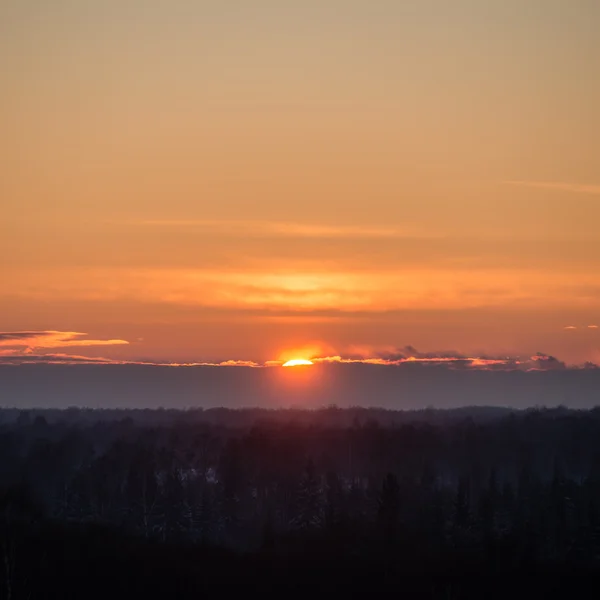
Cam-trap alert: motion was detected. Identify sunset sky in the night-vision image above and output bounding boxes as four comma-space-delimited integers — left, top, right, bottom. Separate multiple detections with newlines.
2, 0, 599, 368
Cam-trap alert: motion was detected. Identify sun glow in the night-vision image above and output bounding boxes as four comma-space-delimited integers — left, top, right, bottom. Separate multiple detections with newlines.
282, 359, 314, 367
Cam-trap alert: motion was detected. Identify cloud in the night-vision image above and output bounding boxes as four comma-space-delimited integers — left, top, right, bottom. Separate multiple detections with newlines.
527, 352, 567, 371
564, 325, 577, 330
164, 360, 261, 368
0, 332, 42, 341
6, 262, 600, 317
0, 352, 594, 371
0, 331, 129, 352
283, 346, 581, 372
138, 219, 426, 240
588, 325, 599, 329
0, 353, 261, 367
309, 354, 573, 371
0, 353, 126, 365
310, 354, 491, 369
0, 338, 593, 372
503, 180, 600, 195
18, 266, 599, 314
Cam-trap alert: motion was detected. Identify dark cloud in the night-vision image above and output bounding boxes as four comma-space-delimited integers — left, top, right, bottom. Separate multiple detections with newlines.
0, 353, 260, 368
0, 353, 123, 365
527, 353, 567, 371
0, 331, 50, 341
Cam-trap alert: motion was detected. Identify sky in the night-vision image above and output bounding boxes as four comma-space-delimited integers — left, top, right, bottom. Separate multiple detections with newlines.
1, 0, 600, 373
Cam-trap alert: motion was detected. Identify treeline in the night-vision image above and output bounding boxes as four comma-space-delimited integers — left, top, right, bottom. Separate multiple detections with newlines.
2, 406, 600, 594
0, 404, 518, 428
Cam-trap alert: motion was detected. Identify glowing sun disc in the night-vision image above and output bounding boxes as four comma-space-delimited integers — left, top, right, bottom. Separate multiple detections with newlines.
282, 359, 314, 367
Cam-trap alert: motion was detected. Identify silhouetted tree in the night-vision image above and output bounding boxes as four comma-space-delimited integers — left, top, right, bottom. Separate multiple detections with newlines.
324, 470, 345, 532
291, 459, 322, 530
378, 472, 400, 543
453, 476, 471, 529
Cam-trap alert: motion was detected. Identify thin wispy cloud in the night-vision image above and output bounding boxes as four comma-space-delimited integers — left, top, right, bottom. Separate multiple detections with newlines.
0, 331, 129, 352
13, 266, 599, 315
589, 325, 599, 329
137, 219, 428, 240
0, 332, 265, 367
0, 353, 260, 367
503, 180, 600, 195
160, 360, 261, 368
0, 353, 129, 365
309, 350, 574, 371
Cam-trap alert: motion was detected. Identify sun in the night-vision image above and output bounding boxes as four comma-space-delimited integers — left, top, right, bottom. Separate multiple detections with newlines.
282, 358, 314, 367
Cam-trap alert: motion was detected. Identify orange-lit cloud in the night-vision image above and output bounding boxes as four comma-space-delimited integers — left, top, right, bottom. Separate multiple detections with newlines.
5, 267, 600, 314
266, 346, 589, 371
309, 353, 571, 371
589, 325, 599, 329
0, 352, 260, 367
310, 354, 494, 367
503, 181, 600, 195
0, 331, 129, 352
138, 219, 424, 240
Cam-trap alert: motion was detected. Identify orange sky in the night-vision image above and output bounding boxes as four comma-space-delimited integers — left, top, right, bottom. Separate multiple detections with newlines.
1, 1, 599, 366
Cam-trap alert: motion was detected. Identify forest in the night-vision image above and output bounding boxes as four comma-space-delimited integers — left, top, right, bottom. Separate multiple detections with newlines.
2, 405, 600, 597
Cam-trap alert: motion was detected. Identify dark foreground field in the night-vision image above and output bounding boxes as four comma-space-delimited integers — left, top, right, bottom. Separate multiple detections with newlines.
2, 406, 600, 597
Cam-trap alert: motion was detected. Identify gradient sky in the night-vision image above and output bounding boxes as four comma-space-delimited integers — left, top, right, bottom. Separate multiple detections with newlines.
2, 0, 599, 366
